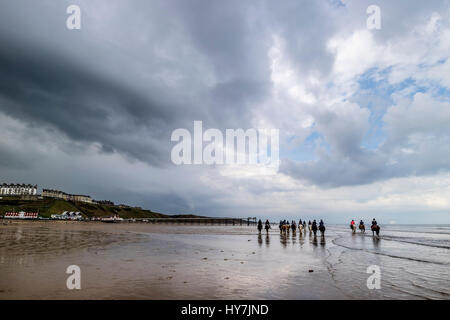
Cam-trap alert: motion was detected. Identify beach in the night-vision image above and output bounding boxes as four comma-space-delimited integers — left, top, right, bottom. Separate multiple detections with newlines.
0, 221, 448, 300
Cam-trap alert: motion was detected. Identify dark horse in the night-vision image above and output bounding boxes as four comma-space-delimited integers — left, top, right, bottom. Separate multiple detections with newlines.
319, 225, 325, 237
311, 223, 318, 236
371, 224, 380, 236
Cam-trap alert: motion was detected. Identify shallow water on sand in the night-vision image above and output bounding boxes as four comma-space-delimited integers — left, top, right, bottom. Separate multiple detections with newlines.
0, 222, 448, 300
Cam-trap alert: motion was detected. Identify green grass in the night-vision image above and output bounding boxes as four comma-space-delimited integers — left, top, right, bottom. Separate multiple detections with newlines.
0, 197, 171, 219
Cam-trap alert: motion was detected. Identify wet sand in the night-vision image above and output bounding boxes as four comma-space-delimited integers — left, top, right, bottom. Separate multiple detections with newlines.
0, 221, 448, 299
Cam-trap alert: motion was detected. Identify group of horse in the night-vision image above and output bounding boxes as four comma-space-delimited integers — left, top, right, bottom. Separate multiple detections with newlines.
351, 222, 380, 236
279, 222, 325, 237
259, 219, 381, 238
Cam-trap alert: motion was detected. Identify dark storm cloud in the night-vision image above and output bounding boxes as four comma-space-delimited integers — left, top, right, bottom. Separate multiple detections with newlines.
0, 32, 184, 165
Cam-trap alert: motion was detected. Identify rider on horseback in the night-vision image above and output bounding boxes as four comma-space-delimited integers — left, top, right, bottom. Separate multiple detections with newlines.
291, 220, 297, 231
311, 220, 318, 235
359, 220, 365, 233
265, 219, 271, 233
371, 218, 380, 236
350, 219, 356, 233
257, 219, 263, 233
319, 219, 325, 236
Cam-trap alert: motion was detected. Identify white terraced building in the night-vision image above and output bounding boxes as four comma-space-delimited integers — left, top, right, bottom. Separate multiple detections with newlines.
0, 183, 37, 196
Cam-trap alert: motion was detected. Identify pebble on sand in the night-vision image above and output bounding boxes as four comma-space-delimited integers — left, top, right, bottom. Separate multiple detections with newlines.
308, 269, 314, 273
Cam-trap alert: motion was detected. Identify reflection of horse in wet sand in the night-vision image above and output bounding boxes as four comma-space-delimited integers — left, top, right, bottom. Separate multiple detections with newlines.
371, 225, 380, 237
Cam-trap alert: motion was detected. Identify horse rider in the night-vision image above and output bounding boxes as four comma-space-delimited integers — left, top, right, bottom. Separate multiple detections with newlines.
308, 220, 312, 232
319, 219, 325, 236
319, 219, 324, 228
371, 218, 380, 236
299, 219, 303, 226
350, 219, 356, 232
359, 219, 365, 232
291, 220, 297, 231
257, 219, 263, 233
311, 220, 318, 235
265, 219, 271, 233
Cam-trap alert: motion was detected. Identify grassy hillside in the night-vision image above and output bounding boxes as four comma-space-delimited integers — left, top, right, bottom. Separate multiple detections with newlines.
0, 197, 170, 219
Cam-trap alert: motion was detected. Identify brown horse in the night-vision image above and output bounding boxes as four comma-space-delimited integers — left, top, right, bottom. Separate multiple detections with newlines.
371, 224, 380, 236
280, 224, 290, 234
359, 223, 365, 233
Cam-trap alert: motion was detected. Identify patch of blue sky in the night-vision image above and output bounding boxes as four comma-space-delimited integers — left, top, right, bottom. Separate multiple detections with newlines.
281, 132, 329, 161
354, 67, 434, 150
428, 84, 450, 102
327, 0, 346, 8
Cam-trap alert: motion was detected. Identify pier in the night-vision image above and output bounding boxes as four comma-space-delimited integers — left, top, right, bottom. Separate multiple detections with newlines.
130, 217, 258, 226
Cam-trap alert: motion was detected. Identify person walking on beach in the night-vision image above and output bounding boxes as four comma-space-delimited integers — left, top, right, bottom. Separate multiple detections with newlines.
257, 219, 263, 234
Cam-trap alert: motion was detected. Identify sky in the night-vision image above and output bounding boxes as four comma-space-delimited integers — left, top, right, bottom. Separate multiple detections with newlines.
1, 0, 450, 223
